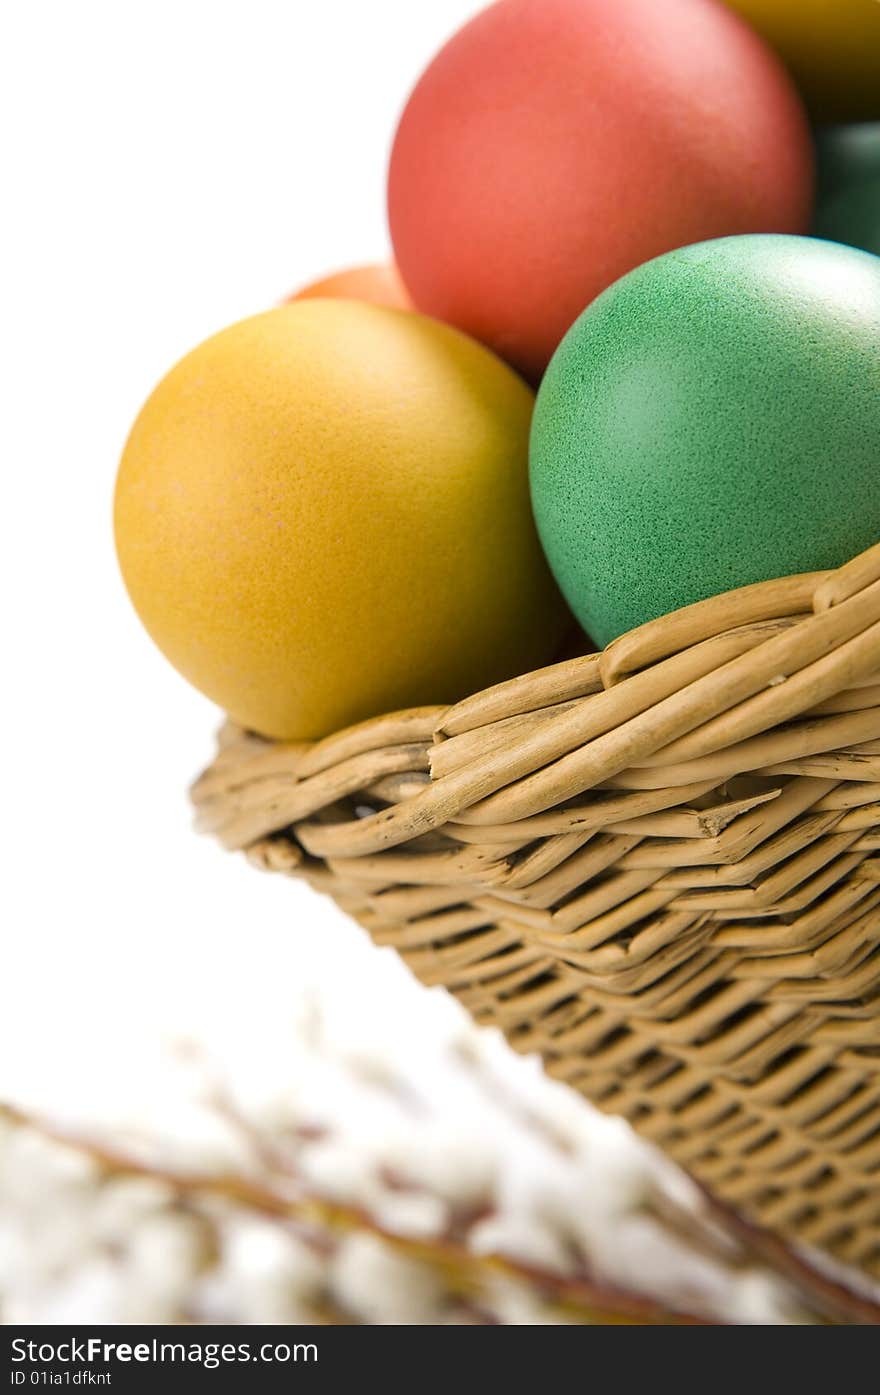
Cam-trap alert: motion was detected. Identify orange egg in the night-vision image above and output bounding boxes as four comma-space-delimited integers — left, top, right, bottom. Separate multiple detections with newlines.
285, 262, 412, 311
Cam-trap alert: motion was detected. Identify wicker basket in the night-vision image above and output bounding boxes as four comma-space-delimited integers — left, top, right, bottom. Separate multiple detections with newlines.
193, 541, 880, 1293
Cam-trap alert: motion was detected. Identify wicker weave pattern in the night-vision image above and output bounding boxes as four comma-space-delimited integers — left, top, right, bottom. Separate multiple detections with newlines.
194, 544, 880, 1279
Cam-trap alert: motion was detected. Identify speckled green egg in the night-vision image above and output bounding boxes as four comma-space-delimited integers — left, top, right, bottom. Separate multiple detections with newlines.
530, 234, 880, 647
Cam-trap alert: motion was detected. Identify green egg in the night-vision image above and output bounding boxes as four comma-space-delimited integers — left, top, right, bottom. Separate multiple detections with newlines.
530, 234, 880, 648
814, 124, 880, 257
815, 177, 880, 257
815, 123, 880, 203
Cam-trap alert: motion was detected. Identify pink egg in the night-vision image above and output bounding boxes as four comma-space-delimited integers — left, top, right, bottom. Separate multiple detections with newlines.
388, 0, 814, 382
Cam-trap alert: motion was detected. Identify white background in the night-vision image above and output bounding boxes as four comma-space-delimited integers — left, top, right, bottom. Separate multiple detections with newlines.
1, 0, 484, 1115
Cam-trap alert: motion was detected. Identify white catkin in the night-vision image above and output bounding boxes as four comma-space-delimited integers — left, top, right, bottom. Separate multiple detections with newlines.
0, 986, 820, 1323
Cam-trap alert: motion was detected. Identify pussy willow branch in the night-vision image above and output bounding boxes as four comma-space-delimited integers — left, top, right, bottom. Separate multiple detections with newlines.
0, 1103, 708, 1325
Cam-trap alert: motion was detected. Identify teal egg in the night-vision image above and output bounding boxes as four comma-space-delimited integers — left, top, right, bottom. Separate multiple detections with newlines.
530, 234, 880, 647
814, 124, 880, 257
815, 123, 880, 203
815, 177, 880, 257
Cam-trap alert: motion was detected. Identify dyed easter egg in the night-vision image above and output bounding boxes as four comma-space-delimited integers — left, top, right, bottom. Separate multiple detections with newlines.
286, 262, 411, 310
815, 179, 880, 258
815, 124, 880, 202
530, 236, 880, 647
115, 301, 566, 740
388, 0, 812, 382
814, 126, 880, 258
723, 1, 880, 122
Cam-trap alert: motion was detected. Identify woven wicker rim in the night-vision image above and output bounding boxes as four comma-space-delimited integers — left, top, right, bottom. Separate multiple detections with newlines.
194, 541, 880, 1294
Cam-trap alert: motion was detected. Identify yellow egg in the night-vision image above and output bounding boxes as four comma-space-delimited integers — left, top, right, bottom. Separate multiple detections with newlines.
722, 0, 880, 122
114, 301, 566, 740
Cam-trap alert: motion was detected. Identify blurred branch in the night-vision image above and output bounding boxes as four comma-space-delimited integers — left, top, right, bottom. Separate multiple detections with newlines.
0, 1102, 708, 1325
